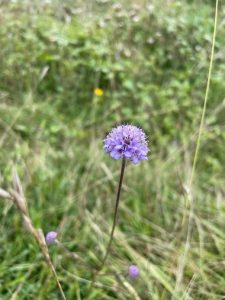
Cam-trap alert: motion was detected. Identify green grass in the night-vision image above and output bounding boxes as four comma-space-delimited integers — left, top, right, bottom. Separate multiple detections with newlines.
0, 0, 225, 299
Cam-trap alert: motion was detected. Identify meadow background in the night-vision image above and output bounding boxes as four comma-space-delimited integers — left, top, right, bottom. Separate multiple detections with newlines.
0, 0, 225, 299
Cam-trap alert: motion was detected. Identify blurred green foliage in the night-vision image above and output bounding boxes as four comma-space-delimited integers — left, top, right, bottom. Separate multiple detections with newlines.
0, 1, 225, 299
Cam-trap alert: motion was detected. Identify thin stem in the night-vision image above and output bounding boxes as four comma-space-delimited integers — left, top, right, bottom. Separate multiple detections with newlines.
189, 0, 219, 188
175, 1, 219, 293
99, 157, 126, 270
48, 260, 67, 300
89, 158, 126, 294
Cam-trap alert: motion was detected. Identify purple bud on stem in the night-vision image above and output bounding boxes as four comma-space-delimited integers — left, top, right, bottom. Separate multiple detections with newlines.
45, 231, 58, 245
128, 265, 140, 279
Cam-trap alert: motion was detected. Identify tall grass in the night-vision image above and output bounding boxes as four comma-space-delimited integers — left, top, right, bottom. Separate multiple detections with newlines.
0, 0, 224, 299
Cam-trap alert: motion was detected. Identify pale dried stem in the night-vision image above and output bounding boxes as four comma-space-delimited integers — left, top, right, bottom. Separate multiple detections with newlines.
0, 168, 67, 300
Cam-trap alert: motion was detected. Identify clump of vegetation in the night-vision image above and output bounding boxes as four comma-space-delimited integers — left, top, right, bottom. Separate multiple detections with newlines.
0, 0, 224, 299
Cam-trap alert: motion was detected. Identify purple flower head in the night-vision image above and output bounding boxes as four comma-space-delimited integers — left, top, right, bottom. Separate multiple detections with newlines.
128, 265, 140, 279
45, 231, 58, 245
104, 125, 149, 164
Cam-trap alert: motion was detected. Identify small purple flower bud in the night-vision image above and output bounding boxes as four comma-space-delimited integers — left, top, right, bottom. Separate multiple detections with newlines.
45, 231, 58, 245
128, 265, 140, 279
104, 125, 149, 164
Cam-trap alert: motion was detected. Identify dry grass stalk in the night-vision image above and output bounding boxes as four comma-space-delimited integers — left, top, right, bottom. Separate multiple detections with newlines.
0, 167, 67, 300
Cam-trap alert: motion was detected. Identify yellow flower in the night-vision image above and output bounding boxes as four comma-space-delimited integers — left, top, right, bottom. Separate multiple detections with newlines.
94, 88, 104, 97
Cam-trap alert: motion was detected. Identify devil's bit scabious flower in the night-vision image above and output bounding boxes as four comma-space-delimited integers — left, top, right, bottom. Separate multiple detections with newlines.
104, 125, 149, 164
46, 231, 58, 245
128, 265, 140, 279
